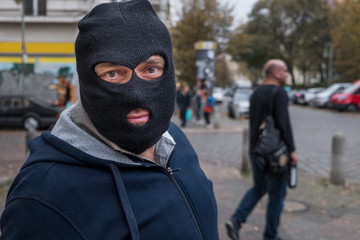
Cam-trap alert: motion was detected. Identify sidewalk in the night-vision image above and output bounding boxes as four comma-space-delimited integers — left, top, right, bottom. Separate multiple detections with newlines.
174, 115, 360, 240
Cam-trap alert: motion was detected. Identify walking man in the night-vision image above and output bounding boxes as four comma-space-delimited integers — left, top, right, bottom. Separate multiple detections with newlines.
225, 59, 298, 240
0, 1, 219, 239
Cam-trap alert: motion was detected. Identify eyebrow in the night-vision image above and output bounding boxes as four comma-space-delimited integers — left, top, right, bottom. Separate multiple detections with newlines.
143, 56, 164, 64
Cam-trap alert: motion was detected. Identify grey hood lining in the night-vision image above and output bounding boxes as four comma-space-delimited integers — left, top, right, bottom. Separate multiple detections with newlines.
51, 101, 175, 166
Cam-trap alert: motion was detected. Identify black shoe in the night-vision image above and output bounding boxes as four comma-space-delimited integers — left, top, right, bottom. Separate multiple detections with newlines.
225, 218, 240, 240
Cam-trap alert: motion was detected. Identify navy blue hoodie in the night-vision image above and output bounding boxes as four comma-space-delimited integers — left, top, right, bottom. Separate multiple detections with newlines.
0, 105, 218, 239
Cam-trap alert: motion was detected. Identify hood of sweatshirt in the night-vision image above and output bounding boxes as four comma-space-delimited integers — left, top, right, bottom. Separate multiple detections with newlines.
50, 101, 175, 166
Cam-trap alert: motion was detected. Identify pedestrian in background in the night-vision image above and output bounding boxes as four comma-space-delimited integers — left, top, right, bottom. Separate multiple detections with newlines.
225, 59, 299, 240
203, 89, 215, 128
195, 79, 207, 123
178, 84, 191, 127
0, 1, 219, 239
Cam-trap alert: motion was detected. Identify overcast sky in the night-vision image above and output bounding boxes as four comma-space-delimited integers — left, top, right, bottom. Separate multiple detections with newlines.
224, 0, 258, 27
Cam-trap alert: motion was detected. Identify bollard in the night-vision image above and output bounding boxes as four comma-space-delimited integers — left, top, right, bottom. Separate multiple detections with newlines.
240, 126, 250, 174
213, 104, 221, 129
25, 129, 39, 156
330, 131, 346, 186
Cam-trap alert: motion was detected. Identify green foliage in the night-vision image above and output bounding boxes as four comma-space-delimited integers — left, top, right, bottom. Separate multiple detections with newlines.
331, 0, 360, 81
214, 54, 232, 87
227, 0, 331, 86
10, 63, 34, 76
171, 0, 233, 86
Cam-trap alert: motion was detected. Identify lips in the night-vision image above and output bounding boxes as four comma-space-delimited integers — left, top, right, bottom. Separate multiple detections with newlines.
127, 108, 150, 125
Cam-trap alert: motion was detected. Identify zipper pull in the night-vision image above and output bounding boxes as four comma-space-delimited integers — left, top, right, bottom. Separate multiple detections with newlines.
167, 167, 181, 175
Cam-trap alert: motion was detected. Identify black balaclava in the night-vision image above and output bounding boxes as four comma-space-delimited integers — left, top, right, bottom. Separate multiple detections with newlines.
75, 0, 176, 154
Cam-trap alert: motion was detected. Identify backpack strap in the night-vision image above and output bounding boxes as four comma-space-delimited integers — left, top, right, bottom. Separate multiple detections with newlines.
269, 86, 278, 116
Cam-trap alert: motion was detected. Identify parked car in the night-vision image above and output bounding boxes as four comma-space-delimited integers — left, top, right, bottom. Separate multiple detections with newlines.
330, 79, 360, 112
293, 89, 306, 104
311, 83, 351, 108
212, 87, 225, 104
0, 95, 64, 130
284, 86, 295, 103
228, 89, 253, 119
302, 88, 325, 105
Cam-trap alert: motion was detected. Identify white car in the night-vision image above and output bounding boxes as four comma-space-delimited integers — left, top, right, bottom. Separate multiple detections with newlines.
213, 87, 225, 104
312, 83, 351, 108
228, 90, 253, 119
303, 88, 325, 105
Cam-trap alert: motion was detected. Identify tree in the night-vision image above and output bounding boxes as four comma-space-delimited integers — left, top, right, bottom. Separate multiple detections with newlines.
227, 0, 331, 86
171, 0, 233, 86
214, 53, 233, 87
331, 0, 360, 82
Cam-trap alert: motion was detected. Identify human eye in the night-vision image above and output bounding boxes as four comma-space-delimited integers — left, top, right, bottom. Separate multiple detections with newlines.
99, 70, 128, 83
147, 66, 163, 75
94, 63, 132, 84
135, 55, 165, 81
104, 71, 118, 79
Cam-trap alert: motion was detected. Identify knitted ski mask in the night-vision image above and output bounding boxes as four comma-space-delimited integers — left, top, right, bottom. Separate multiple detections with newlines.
75, 0, 176, 154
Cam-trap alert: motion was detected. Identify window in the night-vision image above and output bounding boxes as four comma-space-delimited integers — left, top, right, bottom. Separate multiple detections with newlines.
0, 98, 10, 107
24, 0, 34, 16
11, 98, 23, 108
38, 0, 47, 16
24, 0, 47, 16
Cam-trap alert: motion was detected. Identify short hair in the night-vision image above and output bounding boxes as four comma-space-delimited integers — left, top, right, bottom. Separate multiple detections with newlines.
264, 59, 285, 78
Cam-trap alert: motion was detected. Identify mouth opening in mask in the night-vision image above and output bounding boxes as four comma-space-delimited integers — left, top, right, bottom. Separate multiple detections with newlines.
126, 108, 150, 126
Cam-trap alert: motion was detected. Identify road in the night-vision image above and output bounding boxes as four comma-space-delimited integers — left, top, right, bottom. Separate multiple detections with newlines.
290, 105, 360, 182
183, 104, 360, 183
0, 104, 359, 183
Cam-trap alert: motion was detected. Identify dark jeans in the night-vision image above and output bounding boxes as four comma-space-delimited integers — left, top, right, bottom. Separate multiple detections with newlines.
204, 112, 210, 125
180, 107, 187, 127
196, 94, 201, 120
232, 154, 287, 240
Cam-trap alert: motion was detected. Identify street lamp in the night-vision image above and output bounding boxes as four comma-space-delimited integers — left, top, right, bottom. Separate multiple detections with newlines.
20, 0, 27, 94
323, 42, 333, 87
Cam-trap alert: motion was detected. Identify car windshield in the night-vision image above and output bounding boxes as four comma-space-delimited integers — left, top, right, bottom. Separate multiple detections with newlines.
234, 91, 251, 102
343, 84, 359, 94
322, 85, 339, 94
213, 88, 223, 93
308, 88, 323, 93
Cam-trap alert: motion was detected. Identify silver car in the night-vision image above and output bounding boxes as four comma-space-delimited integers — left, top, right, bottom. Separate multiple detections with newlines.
312, 83, 351, 108
228, 90, 253, 119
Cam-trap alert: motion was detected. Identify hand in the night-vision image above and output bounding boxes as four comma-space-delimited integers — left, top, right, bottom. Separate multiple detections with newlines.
290, 151, 299, 165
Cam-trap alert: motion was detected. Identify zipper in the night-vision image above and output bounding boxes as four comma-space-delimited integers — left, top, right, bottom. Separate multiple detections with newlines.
166, 165, 205, 240
137, 146, 205, 239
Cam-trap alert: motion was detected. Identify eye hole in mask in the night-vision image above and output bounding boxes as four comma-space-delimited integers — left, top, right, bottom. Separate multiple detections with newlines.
94, 55, 165, 84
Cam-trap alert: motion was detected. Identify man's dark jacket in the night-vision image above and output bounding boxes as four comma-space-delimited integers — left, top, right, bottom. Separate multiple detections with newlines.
0, 122, 218, 239
249, 85, 295, 154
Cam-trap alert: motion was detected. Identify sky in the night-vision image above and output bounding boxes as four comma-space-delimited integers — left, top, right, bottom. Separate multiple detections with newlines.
224, 0, 258, 27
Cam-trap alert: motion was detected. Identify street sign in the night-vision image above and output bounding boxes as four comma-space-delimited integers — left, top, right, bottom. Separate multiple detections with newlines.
194, 41, 217, 50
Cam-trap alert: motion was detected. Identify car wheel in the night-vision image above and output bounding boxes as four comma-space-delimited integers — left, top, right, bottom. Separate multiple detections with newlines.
346, 104, 357, 112
24, 116, 39, 130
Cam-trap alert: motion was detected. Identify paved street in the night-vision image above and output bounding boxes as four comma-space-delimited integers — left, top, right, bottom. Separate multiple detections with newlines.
290, 105, 360, 182
184, 104, 360, 183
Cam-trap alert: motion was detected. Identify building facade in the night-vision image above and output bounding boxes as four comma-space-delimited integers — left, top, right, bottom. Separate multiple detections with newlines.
0, 0, 170, 105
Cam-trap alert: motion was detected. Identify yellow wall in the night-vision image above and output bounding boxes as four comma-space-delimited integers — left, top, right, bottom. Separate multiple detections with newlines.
0, 42, 75, 63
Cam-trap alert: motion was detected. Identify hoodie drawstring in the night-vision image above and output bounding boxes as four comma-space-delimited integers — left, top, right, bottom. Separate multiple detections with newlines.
109, 163, 140, 240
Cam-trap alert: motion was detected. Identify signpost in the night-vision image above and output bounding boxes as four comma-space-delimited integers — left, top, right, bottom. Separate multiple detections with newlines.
194, 41, 216, 94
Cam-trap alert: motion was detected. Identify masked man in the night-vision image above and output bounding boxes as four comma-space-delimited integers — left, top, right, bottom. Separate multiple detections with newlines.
0, 1, 219, 239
